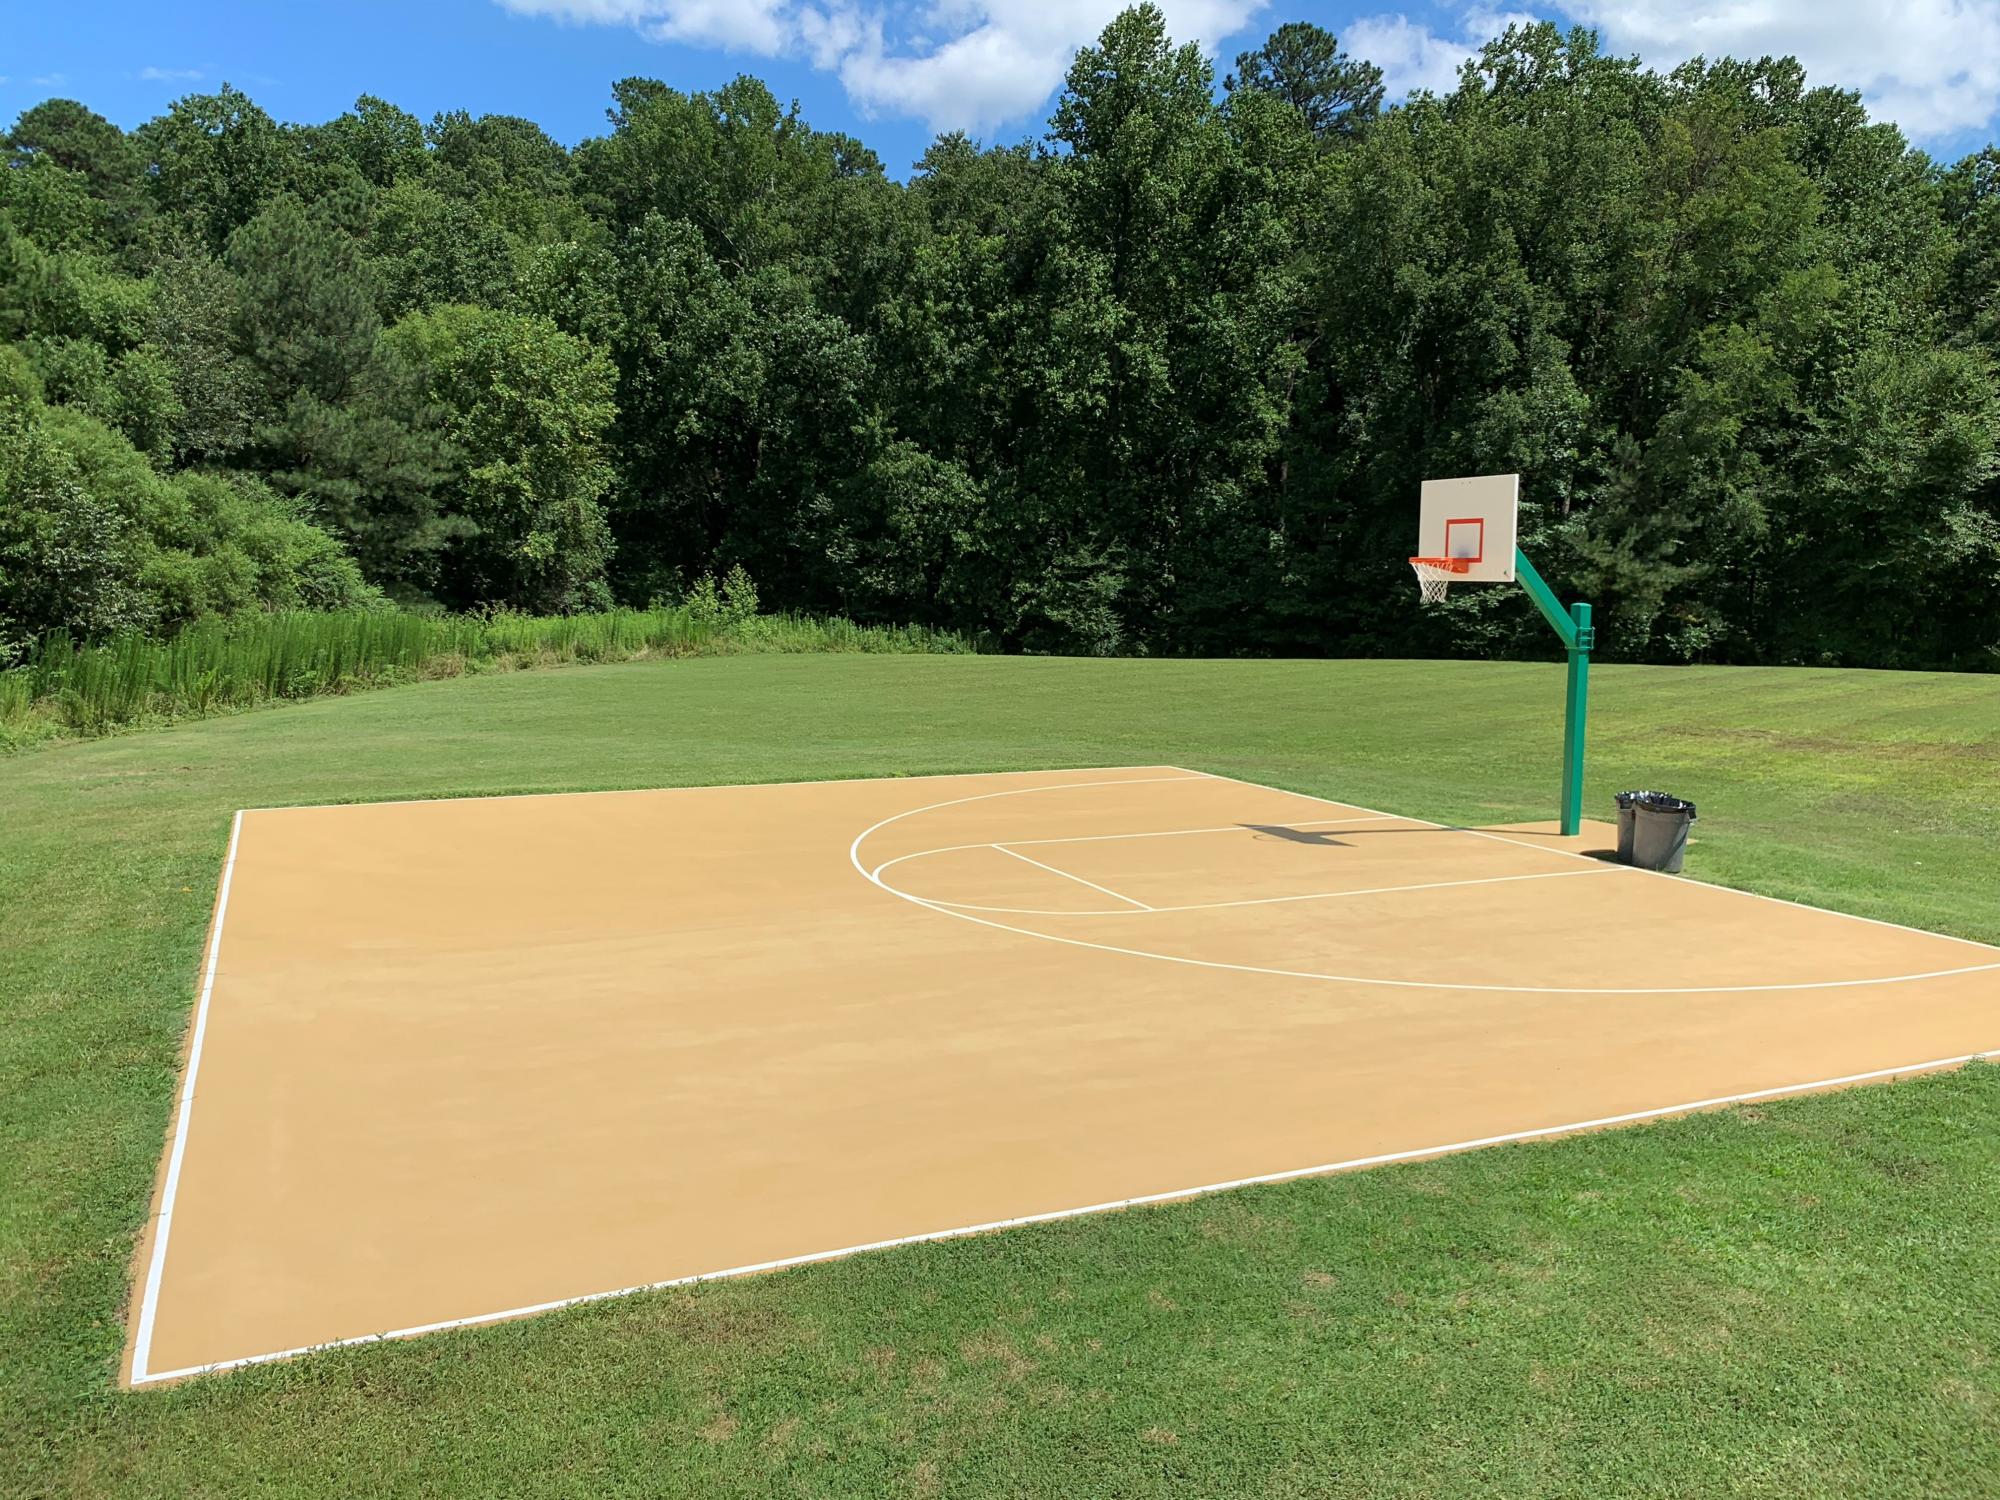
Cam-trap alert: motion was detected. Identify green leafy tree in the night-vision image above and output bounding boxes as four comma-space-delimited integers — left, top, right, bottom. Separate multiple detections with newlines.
0, 340, 42, 403
137, 85, 290, 252
2, 373, 375, 653
1941, 148, 2000, 346
22, 333, 181, 461
220, 195, 458, 589
428, 111, 580, 242
323, 95, 429, 188
148, 246, 260, 463
368, 179, 515, 319
2, 21, 1993, 670
1227, 21, 1384, 142
873, 137, 1061, 639
3, 99, 149, 248
386, 304, 618, 610
226, 195, 382, 401
0, 397, 147, 650
510, 239, 621, 347
254, 354, 461, 595
0, 216, 153, 349
104, 346, 183, 464
603, 212, 886, 613
578, 75, 886, 277
1038, 4, 1304, 652
0, 155, 110, 252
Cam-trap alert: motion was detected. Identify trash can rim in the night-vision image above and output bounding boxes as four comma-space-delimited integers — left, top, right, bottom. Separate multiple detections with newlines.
1627, 791, 1697, 819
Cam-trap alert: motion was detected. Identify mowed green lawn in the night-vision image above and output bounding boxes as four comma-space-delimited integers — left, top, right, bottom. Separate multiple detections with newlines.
4, 654, 1997, 1498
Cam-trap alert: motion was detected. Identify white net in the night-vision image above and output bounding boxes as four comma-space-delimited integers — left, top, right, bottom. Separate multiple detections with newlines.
1409, 557, 1468, 605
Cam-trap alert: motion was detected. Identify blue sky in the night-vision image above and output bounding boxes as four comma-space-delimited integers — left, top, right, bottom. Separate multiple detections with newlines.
7, 0, 1996, 174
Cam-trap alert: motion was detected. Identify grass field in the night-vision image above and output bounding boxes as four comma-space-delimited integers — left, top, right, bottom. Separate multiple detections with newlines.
4, 654, 1997, 1497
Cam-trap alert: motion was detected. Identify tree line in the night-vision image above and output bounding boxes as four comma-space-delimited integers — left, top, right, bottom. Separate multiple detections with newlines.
3, 6, 1996, 668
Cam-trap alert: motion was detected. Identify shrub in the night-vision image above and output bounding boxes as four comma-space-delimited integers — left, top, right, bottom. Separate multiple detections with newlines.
683, 564, 760, 628
0, 392, 380, 648
0, 398, 149, 659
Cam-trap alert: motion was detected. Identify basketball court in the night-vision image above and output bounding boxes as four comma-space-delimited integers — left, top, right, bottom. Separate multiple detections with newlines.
125, 765, 2000, 1385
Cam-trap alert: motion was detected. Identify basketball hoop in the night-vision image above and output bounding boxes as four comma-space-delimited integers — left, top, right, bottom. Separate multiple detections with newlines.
1409, 555, 1471, 605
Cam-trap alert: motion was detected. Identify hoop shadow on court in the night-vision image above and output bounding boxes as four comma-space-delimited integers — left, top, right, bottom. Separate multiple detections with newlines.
1241, 823, 1354, 847
1243, 821, 1622, 861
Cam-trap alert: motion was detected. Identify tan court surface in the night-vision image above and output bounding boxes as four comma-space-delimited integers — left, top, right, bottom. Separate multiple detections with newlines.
125, 766, 2000, 1384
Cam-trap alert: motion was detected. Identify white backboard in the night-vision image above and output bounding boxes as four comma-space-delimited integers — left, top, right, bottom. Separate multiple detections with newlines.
1416, 474, 1518, 583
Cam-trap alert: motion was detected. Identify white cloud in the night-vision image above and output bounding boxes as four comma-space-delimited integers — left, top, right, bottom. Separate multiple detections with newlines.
501, 0, 793, 53
1565, 0, 2000, 140
139, 66, 206, 83
1339, 1, 1999, 143
840, 18, 1065, 132
1346, 7, 1537, 98
496, 0, 1269, 133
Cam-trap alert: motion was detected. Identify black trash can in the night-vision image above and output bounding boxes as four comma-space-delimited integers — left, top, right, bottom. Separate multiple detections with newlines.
1627, 792, 1697, 873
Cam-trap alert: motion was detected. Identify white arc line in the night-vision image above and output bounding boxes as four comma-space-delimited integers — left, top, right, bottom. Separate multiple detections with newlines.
132, 1044, 2000, 1385
876, 885, 2000, 995
129, 809, 243, 1385
854, 773, 1208, 885
991, 844, 1152, 910
1177, 768, 2000, 957
850, 772, 2000, 994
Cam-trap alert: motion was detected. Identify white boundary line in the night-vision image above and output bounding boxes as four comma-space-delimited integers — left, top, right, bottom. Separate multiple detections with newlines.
133, 1043, 2000, 1384
1179, 768, 2000, 957
991, 844, 1153, 910
848, 774, 2000, 994
239, 764, 1203, 816
129, 771, 1203, 1385
128, 809, 243, 1387
907, 864, 1615, 918
132, 765, 2000, 1384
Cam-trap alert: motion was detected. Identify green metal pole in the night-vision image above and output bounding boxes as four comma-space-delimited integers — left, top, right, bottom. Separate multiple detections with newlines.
1559, 602, 1592, 837
1514, 548, 1593, 836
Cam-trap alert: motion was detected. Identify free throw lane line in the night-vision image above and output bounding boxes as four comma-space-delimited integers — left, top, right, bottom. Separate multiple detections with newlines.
990, 844, 1153, 910
905, 863, 1616, 918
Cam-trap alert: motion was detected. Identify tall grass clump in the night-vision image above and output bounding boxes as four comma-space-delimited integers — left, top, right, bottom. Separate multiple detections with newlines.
0, 606, 975, 748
